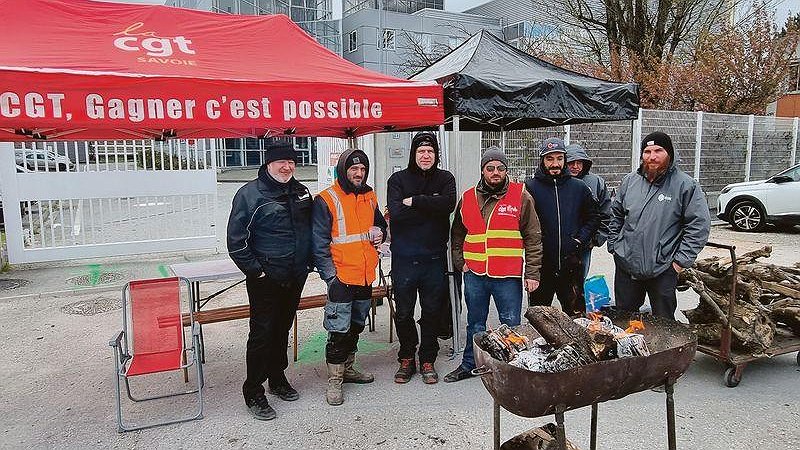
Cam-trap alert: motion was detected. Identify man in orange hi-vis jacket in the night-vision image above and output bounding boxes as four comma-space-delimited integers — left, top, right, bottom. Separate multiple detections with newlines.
444, 146, 543, 383
312, 148, 387, 406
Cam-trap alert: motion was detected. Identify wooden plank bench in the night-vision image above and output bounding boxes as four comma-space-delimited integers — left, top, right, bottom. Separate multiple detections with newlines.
182, 285, 392, 361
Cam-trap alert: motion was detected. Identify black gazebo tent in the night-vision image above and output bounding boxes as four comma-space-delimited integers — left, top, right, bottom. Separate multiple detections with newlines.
411, 30, 640, 130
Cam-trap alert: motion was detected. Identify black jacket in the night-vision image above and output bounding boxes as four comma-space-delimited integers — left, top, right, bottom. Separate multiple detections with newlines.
227, 165, 313, 280
386, 144, 456, 258
524, 167, 599, 271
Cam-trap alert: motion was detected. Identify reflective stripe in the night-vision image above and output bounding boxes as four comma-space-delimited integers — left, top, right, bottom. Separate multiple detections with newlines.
325, 187, 347, 237
465, 234, 486, 243
486, 230, 522, 239
331, 232, 370, 244
486, 248, 524, 257
463, 251, 487, 261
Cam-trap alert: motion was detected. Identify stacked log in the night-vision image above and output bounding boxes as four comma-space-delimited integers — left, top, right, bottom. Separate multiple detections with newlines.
679, 246, 800, 353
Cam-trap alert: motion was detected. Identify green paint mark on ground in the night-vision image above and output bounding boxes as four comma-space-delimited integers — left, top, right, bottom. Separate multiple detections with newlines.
87, 264, 102, 286
157, 265, 169, 277
295, 331, 389, 364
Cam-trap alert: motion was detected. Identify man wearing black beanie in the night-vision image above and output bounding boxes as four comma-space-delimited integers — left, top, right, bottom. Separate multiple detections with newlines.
386, 131, 456, 384
313, 147, 388, 406
227, 140, 312, 420
607, 131, 710, 320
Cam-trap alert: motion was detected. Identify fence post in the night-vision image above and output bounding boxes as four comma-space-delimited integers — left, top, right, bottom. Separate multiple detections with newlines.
694, 111, 703, 180
564, 125, 571, 145
792, 117, 798, 166
0, 142, 25, 264
631, 109, 643, 170
744, 114, 754, 181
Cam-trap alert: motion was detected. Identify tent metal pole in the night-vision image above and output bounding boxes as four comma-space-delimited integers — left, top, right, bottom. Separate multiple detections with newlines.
448, 115, 463, 357
500, 125, 506, 151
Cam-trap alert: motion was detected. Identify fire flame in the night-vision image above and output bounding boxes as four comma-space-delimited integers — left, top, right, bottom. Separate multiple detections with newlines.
625, 320, 645, 333
503, 334, 527, 346
587, 312, 603, 321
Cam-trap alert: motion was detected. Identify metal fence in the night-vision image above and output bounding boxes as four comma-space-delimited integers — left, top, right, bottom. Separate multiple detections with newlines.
2, 139, 218, 263
483, 109, 799, 208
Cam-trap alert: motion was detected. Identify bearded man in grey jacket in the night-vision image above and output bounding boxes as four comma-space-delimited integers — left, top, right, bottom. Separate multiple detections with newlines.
607, 131, 710, 319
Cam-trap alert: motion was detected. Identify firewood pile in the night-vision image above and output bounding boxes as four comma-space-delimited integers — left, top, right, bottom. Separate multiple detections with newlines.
679, 245, 800, 353
478, 306, 650, 373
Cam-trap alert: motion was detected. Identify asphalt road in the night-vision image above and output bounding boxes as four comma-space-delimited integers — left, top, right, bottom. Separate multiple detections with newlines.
0, 221, 798, 449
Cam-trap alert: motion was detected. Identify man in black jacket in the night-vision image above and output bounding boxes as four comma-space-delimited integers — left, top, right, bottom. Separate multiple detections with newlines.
386, 131, 456, 384
227, 141, 313, 421
525, 138, 599, 316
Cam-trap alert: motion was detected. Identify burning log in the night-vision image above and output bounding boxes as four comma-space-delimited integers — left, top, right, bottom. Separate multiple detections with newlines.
525, 306, 599, 362
680, 245, 800, 351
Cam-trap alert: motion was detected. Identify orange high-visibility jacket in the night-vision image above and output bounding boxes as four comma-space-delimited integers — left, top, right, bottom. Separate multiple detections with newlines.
318, 181, 379, 286
461, 182, 524, 277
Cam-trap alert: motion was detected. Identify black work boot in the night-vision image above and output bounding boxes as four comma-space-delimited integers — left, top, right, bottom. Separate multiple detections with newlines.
394, 358, 416, 384
420, 362, 438, 384
443, 365, 475, 383
245, 394, 276, 421
269, 373, 300, 401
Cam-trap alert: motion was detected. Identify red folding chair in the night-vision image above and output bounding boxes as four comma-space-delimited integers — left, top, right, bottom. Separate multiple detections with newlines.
109, 277, 203, 432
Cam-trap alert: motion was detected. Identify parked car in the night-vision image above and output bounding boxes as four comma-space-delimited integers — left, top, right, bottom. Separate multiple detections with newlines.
717, 163, 800, 231
14, 149, 74, 171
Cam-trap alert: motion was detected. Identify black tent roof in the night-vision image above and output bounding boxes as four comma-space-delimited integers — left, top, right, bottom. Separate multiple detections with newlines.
410, 30, 640, 131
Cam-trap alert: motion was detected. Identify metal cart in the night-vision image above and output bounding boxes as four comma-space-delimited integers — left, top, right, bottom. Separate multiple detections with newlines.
697, 242, 800, 387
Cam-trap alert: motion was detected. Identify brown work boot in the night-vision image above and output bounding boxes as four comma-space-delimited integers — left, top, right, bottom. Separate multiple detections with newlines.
394, 358, 416, 384
326, 363, 344, 406
420, 362, 438, 384
343, 352, 374, 384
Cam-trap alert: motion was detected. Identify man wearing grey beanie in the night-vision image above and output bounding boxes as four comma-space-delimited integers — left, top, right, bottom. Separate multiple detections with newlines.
445, 145, 543, 383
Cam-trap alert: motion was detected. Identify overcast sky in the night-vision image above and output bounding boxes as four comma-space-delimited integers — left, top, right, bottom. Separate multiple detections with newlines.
112, 0, 796, 26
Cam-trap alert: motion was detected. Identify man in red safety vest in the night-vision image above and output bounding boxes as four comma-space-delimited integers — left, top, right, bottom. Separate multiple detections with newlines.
445, 146, 543, 383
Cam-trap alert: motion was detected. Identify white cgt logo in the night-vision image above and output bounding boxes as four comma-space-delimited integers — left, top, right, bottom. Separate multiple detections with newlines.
113, 22, 196, 58
657, 194, 673, 202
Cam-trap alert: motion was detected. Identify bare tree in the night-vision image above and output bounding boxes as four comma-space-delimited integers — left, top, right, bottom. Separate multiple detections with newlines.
394, 22, 482, 77
559, 0, 742, 79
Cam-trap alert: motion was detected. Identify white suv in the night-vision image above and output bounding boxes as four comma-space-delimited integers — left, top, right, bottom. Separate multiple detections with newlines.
717, 163, 800, 231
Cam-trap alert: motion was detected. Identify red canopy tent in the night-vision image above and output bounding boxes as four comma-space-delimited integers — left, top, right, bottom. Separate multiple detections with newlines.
0, 0, 443, 141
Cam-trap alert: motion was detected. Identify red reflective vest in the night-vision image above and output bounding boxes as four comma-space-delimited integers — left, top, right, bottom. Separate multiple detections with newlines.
318, 181, 379, 286
461, 182, 524, 277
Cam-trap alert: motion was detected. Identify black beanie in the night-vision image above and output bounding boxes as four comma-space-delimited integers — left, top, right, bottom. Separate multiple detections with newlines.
265, 141, 297, 164
641, 131, 674, 160
344, 149, 369, 171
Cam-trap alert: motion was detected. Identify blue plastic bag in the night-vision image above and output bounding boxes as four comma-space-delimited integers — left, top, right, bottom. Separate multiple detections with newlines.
584, 275, 611, 312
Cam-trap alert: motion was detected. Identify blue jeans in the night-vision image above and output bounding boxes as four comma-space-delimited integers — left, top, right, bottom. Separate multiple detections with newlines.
460, 271, 522, 370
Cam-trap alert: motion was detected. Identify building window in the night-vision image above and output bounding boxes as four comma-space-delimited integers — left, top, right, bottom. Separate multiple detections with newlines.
418, 33, 431, 54
348, 30, 358, 53
448, 36, 462, 50
378, 28, 396, 51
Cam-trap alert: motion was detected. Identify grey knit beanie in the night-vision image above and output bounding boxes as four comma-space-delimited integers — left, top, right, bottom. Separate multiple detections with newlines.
480, 145, 508, 169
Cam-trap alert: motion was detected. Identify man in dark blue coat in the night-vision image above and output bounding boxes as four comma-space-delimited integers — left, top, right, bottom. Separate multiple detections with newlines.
386, 131, 456, 384
525, 138, 599, 316
227, 141, 313, 421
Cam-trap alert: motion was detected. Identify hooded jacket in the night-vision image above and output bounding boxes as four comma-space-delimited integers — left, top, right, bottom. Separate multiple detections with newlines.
565, 145, 612, 246
524, 162, 599, 272
227, 165, 313, 280
312, 148, 388, 284
607, 149, 710, 279
386, 132, 456, 258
